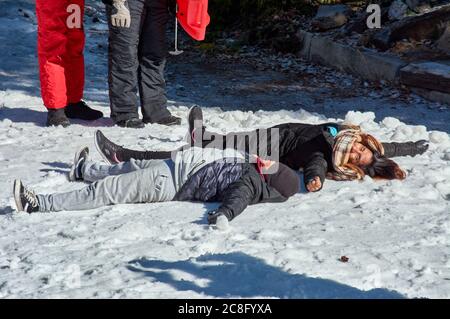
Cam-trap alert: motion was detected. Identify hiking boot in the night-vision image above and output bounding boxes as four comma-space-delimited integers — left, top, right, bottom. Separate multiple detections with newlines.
143, 115, 181, 126
46, 109, 70, 127
65, 100, 103, 121
116, 118, 145, 129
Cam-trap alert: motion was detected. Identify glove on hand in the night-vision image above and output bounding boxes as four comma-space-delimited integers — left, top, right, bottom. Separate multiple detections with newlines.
207, 211, 223, 225
207, 211, 230, 230
111, 0, 131, 28
414, 140, 429, 156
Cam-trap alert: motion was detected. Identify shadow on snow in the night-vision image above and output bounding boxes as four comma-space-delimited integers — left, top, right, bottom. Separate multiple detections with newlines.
127, 252, 405, 299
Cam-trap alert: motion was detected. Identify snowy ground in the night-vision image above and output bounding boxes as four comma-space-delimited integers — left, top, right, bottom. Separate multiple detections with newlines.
0, 1, 449, 299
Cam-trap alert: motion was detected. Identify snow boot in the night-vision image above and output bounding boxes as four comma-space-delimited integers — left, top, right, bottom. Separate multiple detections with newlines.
46, 109, 71, 127
116, 118, 145, 129
65, 101, 103, 121
69, 146, 89, 182
13, 180, 39, 214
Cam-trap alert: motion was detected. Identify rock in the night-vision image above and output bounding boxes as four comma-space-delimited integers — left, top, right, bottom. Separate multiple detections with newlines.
388, 0, 409, 21
296, 29, 313, 58
308, 34, 407, 82
369, 28, 392, 51
436, 24, 450, 55
415, 4, 433, 14
312, 15, 348, 31
345, 7, 390, 35
315, 4, 352, 18
405, 0, 421, 11
410, 87, 450, 105
312, 5, 352, 31
400, 62, 450, 94
367, 4, 450, 51
405, 0, 432, 13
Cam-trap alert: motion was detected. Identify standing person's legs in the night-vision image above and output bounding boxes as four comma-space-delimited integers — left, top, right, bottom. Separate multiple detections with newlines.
64, 0, 103, 121
138, 0, 172, 123
35, 0, 70, 118
37, 160, 176, 212
64, 0, 85, 106
107, 0, 146, 124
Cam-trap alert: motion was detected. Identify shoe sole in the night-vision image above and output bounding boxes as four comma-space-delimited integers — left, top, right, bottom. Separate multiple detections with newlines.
13, 180, 24, 212
94, 130, 115, 165
69, 146, 89, 181
159, 120, 181, 126
46, 121, 70, 128
188, 106, 203, 127
146, 118, 181, 126
188, 105, 203, 142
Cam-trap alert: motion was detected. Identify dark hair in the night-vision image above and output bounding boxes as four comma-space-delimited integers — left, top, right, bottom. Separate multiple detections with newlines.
363, 152, 406, 180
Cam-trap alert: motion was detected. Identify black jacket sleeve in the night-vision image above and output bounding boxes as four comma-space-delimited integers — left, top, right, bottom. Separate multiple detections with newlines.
216, 166, 286, 221
303, 151, 327, 191
216, 176, 256, 222
382, 141, 428, 158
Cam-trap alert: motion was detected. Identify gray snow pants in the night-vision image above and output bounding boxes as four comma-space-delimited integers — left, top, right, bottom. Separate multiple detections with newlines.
37, 159, 176, 212
106, 0, 171, 123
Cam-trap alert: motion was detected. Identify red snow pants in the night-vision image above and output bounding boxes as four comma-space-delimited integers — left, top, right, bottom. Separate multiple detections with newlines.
36, 0, 85, 109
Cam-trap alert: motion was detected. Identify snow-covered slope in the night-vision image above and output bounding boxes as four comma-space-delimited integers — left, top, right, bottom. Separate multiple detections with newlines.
0, 1, 449, 298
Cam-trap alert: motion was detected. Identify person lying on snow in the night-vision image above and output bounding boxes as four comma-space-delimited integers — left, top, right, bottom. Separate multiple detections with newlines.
94, 106, 429, 192
13, 147, 300, 227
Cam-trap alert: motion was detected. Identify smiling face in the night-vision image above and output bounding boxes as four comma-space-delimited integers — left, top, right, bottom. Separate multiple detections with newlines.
348, 142, 374, 167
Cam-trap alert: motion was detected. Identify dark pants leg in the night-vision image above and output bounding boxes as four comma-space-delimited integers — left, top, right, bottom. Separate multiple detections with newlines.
138, 0, 170, 122
107, 0, 146, 123
116, 128, 280, 162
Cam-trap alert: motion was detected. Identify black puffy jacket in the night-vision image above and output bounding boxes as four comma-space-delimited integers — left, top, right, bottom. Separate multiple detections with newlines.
174, 161, 287, 221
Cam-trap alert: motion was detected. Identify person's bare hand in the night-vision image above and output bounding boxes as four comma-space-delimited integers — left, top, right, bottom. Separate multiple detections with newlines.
306, 176, 322, 192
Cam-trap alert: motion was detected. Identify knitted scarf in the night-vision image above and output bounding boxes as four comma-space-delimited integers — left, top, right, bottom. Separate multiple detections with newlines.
327, 128, 384, 181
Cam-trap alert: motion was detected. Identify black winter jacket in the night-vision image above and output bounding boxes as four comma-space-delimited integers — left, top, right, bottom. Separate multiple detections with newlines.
174, 161, 288, 221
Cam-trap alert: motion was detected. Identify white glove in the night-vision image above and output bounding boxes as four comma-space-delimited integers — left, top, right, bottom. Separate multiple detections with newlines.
111, 0, 131, 28
215, 215, 230, 231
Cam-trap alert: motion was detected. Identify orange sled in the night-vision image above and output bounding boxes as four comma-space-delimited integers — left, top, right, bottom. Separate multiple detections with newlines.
176, 0, 210, 41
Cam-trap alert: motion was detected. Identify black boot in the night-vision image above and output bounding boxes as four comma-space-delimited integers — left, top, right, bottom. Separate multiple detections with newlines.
143, 114, 181, 126
47, 109, 70, 127
65, 101, 103, 121
116, 118, 145, 129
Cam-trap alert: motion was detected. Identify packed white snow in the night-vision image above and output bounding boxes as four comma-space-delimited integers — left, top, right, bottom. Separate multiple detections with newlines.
0, 0, 449, 299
